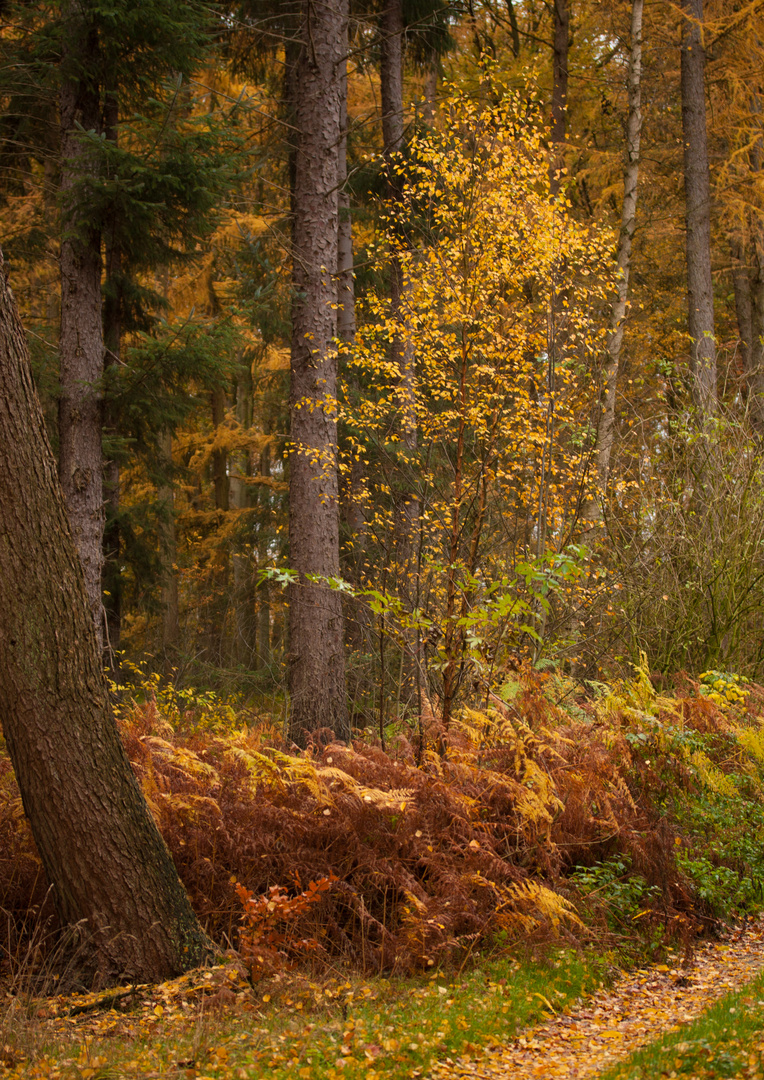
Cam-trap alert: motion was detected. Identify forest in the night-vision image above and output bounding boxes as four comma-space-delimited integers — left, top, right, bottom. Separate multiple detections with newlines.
6, 0, 764, 1077
7, 0, 764, 724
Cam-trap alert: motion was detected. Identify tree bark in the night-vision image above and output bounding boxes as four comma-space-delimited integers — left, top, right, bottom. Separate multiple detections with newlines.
288, 0, 349, 745
256, 443, 272, 672
337, 31, 355, 346
158, 429, 180, 661
231, 360, 256, 667
0, 249, 212, 985
746, 232, 764, 434
584, 0, 643, 521
380, 0, 421, 705
58, 8, 105, 648
549, 0, 569, 196
681, 0, 717, 417
102, 91, 122, 664
380, 0, 418, 560
381, 0, 404, 160
732, 238, 753, 380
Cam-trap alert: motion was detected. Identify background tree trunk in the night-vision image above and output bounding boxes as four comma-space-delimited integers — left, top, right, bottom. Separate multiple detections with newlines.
288, 0, 349, 745
549, 0, 569, 196
158, 429, 180, 661
584, 0, 643, 521
231, 358, 257, 667
0, 249, 212, 985
58, 6, 105, 647
380, 0, 421, 709
681, 0, 717, 417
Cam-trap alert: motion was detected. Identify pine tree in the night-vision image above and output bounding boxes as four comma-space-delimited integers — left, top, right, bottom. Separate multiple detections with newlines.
287, 0, 350, 745
0, 247, 212, 983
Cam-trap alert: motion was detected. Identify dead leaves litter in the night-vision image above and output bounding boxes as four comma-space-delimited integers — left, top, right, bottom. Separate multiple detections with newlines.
429, 917, 764, 1080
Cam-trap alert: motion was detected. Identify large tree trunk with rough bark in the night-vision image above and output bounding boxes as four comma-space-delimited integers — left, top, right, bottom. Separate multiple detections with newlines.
681, 0, 717, 418
0, 249, 212, 985
584, 0, 643, 521
102, 92, 122, 665
58, 5, 105, 647
288, 0, 349, 746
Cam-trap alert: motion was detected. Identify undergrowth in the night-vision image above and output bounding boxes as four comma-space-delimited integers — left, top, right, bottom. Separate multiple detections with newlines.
3, 659, 764, 985
0, 949, 605, 1080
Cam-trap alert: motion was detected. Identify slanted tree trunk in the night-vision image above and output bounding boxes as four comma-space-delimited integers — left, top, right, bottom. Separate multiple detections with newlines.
681, 0, 717, 418
58, 6, 105, 647
288, 0, 349, 745
584, 0, 643, 521
0, 249, 212, 985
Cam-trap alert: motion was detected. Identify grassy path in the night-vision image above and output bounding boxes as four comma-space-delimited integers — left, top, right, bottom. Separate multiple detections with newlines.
4, 924, 764, 1078
429, 919, 764, 1080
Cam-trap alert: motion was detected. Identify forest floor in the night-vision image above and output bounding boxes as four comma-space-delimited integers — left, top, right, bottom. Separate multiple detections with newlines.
432, 918, 764, 1080
3, 921, 764, 1079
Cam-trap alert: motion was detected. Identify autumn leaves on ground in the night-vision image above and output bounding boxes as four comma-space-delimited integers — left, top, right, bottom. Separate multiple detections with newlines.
5, 662, 764, 1078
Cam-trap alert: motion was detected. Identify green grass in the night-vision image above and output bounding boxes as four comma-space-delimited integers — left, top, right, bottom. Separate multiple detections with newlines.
1, 950, 607, 1079
598, 966, 764, 1080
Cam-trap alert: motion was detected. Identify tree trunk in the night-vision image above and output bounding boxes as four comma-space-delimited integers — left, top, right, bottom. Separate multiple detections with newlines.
747, 231, 764, 434
732, 238, 753, 380
288, 0, 349, 745
584, 0, 643, 521
380, 0, 421, 704
102, 92, 122, 665
381, 0, 404, 160
58, 8, 105, 647
158, 429, 180, 660
549, 0, 569, 195
0, 249, 212, 985
231, 360, 256, 667
257, 443, 272, 672
380, 0, 418, 547
681, 0, 717, 417
337, 33, 355, 346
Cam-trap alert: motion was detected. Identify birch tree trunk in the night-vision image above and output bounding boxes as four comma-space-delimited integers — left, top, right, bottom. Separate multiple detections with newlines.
288, 0, 349, 745
0, 249, 212, 984
584, 0, 643, 521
